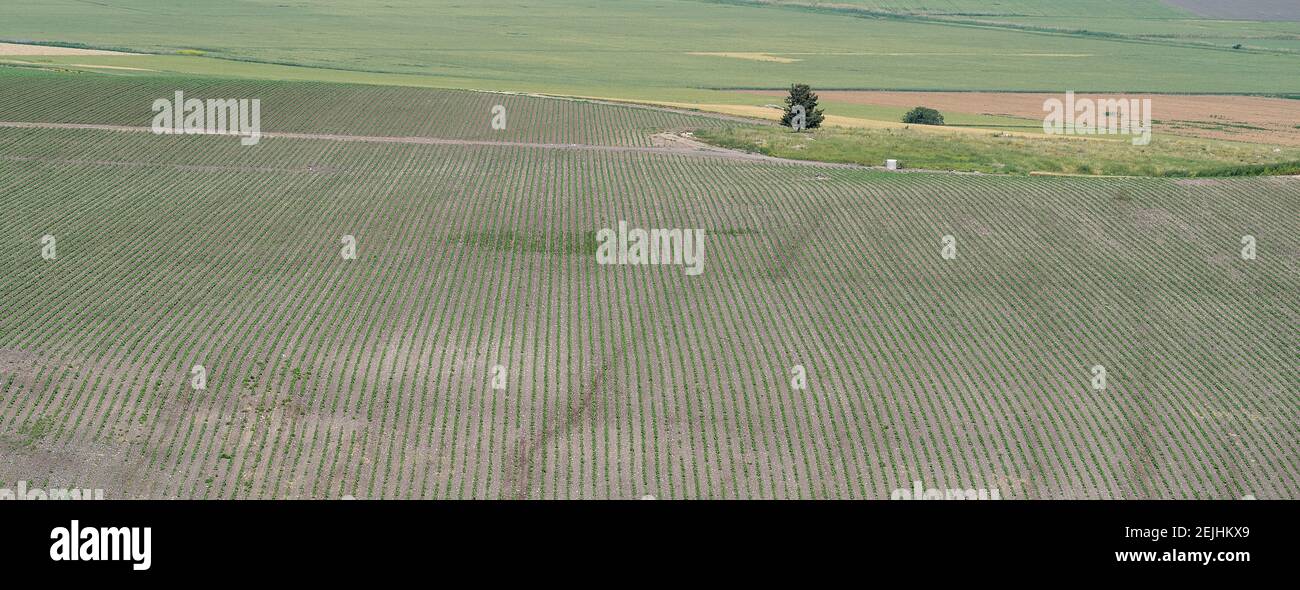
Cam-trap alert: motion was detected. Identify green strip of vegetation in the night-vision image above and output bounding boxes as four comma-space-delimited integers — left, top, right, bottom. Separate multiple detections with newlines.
1177, 161, 1300, 177
693, 124, 1300, 177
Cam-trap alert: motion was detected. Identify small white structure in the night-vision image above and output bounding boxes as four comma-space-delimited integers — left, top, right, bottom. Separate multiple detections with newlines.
886, 159, 899, 171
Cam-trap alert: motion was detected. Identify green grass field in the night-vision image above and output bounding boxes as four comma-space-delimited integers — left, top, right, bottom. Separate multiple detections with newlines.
694, 124, 1300, 176
727, 1, 1300, 52
3, 0, 1299, 97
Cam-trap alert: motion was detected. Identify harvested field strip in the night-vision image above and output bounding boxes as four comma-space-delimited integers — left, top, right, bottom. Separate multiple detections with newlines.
0, 42, 138, 56
687, 52, 801, 63
0, 127, 1296, 499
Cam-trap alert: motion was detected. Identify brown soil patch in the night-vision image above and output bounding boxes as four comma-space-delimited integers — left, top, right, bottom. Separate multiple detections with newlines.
736, 90, 1300, 146
0, 348, 41, 389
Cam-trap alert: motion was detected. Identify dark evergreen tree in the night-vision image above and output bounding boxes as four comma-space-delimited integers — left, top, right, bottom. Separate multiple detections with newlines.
780, 83, 825, 130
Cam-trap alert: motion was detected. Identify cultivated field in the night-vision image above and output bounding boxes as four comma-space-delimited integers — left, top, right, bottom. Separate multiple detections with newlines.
740, 1, 1300, 48
0, 69, 729, 147
1, 0, 1297, 502
1162, 0, 1300, 20
1, 76, 1296, 499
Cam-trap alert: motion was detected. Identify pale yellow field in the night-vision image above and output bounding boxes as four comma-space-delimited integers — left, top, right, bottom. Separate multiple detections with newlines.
685, 52, 801, 63
0, 42, 136, 56
0, 59, 155, 72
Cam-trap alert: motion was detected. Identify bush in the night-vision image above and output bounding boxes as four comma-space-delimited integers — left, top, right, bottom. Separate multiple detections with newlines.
902, 106, 945, 126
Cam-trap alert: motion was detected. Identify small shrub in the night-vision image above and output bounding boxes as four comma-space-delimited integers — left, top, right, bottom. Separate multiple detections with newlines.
902, 106, 945, 126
